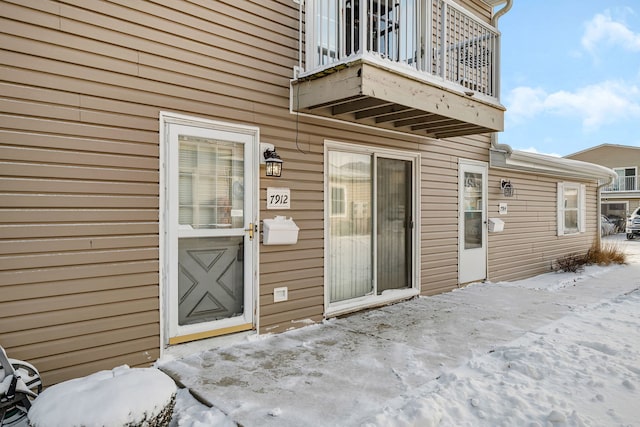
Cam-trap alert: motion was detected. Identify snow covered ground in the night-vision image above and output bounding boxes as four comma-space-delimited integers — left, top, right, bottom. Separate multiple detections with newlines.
22, 235, 640, 426
161, 234, 640, 426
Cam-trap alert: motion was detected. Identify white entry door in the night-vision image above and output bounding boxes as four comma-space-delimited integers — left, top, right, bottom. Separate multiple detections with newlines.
163, 115, 258, 345
458, 160, 487, 284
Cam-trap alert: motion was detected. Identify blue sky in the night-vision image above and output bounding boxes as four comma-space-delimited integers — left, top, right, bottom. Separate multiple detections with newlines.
497, 1, 640, 156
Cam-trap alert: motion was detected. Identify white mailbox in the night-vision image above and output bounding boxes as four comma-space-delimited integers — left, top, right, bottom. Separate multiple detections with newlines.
262, 216, 299, 245
488, 217, 505, 233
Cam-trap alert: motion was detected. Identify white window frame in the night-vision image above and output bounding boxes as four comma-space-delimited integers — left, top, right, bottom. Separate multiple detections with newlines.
613, 166, 637, 191
557, 182, 586, 236
323, 140, 420, 317
329, 184, 348, 217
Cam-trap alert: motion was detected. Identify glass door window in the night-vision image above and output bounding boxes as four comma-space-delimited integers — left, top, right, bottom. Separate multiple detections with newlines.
463, 172, 483, 250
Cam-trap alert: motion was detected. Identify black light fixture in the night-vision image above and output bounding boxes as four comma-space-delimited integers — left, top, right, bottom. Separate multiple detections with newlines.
263, 147, 283, 177
501, 179, 514, 197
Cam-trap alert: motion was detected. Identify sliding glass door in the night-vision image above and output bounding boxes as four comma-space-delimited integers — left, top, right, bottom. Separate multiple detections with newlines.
327, 144, 417, 308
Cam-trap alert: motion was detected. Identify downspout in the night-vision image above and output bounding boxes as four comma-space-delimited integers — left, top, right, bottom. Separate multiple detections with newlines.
596, 175, 616, 247
491, 0, 513, 27
490, 0, 513, 154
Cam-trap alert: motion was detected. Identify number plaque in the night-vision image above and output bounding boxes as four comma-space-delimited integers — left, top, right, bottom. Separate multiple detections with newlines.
266, 187, 291, 209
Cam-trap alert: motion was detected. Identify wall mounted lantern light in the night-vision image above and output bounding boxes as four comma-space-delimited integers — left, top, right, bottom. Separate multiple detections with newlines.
501, 179, 514, 197
260, 142, 283, 177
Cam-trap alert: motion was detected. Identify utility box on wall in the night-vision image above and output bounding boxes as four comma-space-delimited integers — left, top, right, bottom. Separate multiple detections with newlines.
262, 216, 299, 245
488, 218, 505, 233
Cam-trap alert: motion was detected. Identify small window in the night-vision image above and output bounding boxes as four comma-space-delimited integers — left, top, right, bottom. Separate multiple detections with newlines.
557, 182, 586, 236
330, 186, 347, 217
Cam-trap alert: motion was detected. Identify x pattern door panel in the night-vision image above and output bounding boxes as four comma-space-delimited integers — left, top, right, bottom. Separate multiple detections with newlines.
178, 237, 244, 326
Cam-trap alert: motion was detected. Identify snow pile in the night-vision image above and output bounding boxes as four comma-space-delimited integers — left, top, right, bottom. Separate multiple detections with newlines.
169, 389, 234, 427
28, 365, 177, 427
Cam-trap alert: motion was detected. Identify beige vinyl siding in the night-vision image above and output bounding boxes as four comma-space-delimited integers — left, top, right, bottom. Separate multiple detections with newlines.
566, 145, 640, 171
487, 171, 598, 282
1, 0, 495, 382
459, 0, 494, 23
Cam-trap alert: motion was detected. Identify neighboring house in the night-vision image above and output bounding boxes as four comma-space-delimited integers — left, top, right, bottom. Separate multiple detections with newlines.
565, 144, 640, 221
0, 0, 615, 386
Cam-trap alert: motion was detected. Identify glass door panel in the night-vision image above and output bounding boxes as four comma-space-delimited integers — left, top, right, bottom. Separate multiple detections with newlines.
178, 137, 244, 229
377, 157, 412, 292
328, 151, 373, 303
463, 172, 483, 249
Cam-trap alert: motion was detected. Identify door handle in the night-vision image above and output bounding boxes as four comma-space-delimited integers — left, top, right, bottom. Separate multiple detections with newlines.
245, 223, 256, 240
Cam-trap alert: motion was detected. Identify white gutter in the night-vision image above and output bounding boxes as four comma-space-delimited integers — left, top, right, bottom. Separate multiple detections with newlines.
497, 150, 618, 183
596, 181, 608, 246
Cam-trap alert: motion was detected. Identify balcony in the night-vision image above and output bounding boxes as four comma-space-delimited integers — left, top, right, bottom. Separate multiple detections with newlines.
604, 176, 637, 192
292, 0, 505, 139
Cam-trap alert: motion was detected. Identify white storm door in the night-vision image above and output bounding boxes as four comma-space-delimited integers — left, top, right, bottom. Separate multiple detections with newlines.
165, 120, 257, 344
458, 160, 487, 284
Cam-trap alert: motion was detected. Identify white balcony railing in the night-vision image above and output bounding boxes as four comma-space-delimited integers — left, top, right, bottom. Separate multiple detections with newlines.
604, 176, 637, 192
302, 0, 500, 100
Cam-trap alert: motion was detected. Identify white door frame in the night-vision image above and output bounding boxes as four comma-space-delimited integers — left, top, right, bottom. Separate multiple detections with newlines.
458, 159, 488, 284
159, 112, 259, 347
323, 140, 421, 317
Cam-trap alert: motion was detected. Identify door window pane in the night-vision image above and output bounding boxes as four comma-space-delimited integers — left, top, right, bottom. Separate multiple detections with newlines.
179, 135, 244, 229
463, 172, 483, 249
328, 151, 373, 303
377, 157, 412, 292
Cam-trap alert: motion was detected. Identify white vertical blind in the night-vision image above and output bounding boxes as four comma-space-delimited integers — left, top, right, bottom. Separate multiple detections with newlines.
328, 150, 373, 302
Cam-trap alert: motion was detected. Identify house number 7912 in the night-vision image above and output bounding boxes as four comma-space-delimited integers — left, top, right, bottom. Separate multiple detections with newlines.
266, 187, 291, 209
270, 193, 288, 205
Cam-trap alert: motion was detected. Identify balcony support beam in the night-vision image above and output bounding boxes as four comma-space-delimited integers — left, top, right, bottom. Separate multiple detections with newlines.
376, 110, 431, 124
332, 98, 389, 115
356, 104, 413, 120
